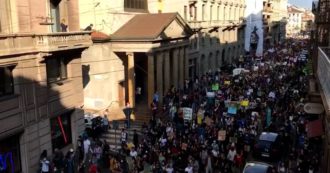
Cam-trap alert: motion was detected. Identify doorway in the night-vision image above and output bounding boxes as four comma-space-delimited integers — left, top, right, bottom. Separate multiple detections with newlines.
134, 53, 148, 105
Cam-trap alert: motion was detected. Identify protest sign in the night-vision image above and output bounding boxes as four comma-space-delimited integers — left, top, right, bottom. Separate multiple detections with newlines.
228, 106, 237, 115
212, 84, 220, 91
241, 100, 249, 107
218, 130, 226, 141
182, 107, 193, 121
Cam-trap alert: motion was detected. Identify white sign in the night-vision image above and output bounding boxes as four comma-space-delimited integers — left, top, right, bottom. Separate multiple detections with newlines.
182, 107, 193, 121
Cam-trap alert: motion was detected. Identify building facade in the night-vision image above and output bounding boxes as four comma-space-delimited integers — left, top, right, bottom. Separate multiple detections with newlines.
287, 5, 305, 37
154, 0, 247, 75
301, 10, 315, 35
262, 0, 288, 47
79, 0, 246, 115
312, 0, 330, 172
0, 0, 91, 172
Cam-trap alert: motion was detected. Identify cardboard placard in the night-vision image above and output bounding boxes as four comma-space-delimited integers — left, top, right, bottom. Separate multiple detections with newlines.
218, 130, 226, 141
182, 107, 193, 121
224, 81, 231, 85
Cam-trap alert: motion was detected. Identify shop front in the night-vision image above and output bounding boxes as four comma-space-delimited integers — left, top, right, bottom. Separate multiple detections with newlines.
0, 135, 21, 173
50, 111, 73, 151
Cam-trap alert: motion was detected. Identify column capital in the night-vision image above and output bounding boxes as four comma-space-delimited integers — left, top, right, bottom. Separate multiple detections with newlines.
126, 52, 134, 57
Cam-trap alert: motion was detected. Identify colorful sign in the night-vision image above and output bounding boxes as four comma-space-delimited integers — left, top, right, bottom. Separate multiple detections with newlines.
212, 84, 220, 91
228, 106, 237, 115
240, 100, 249, 107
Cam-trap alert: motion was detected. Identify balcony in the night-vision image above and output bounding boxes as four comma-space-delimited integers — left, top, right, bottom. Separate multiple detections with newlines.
317, 47, 330, 103
0, 32, 92, 56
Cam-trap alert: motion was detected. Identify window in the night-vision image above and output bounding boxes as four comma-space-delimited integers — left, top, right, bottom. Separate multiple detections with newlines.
210, 5, 213, 21
202, 4, 205, 21
46, 57, 68, 83
124, 0, 148, 11
184, 6, 187, 20
217, 6, 220, 20
0, 66, 14, 97
194, 6, 197, 21
50, 111, 72, 150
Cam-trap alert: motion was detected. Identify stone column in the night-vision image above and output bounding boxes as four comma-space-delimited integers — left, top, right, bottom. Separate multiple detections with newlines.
172, 49, 179, 88
156, 52, 164, 104
127, 52, 135, 107
184, 47, 189, 79
147, 52, 155, 105
164, 50, 171, 93
179, 47, 185, 87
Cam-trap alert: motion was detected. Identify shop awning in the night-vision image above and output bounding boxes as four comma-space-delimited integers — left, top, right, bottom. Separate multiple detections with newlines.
304, 103, 324, 114
306, 119, 324, 138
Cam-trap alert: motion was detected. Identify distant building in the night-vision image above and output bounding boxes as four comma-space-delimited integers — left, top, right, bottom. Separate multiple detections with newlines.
286, 5, 305, 36
0, 0, 91, 172
262, 0, 288, 47
301, 10, 315, 34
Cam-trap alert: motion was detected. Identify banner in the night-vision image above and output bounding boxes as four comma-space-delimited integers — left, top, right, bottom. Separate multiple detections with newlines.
182, 107, 193, 121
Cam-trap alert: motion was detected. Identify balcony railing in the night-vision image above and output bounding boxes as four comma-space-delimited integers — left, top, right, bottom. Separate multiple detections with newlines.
188, 19, 244, 29
0, 32, 92, 56
317, 47, 330, 102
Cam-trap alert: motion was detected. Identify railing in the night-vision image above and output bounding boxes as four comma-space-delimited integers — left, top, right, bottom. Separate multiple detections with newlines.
317, 47, 330, 102
0, 31, 92, 56
187, 19, 243, 29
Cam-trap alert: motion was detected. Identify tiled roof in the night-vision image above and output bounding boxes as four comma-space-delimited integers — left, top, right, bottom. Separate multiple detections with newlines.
111, 13, 183, 41
91, 31, 110, 41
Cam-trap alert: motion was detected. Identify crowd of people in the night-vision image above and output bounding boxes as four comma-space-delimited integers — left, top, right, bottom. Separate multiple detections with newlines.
40, 39, 323, 173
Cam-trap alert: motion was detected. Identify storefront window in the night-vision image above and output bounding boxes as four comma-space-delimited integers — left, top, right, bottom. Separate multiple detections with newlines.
0, 135, 21, 173
50, 111, 72, 150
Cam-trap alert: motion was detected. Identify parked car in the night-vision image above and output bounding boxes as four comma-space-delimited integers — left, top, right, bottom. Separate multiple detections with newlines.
253, 132, 283, 160
243, 162, 273, 173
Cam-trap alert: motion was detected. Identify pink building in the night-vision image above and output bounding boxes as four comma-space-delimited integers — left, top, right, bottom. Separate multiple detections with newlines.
0, 0, 91, 172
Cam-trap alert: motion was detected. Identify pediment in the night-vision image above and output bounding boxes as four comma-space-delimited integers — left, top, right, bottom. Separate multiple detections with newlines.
157, 19, 191, 40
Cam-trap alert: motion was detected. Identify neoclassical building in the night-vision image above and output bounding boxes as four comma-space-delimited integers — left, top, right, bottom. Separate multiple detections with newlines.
78, 0, 246, 119
149, 0, 247, 76
0, 0, 91, 172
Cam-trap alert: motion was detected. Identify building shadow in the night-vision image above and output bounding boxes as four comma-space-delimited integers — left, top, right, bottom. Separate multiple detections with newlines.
0, 71, 85, 173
